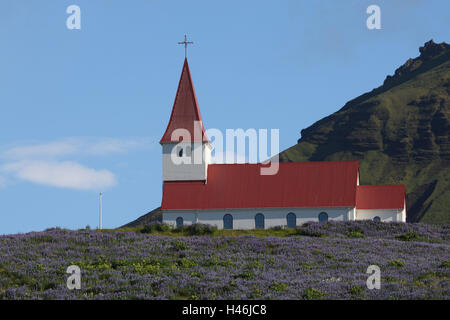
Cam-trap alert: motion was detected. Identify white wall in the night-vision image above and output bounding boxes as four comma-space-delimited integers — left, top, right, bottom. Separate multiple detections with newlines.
355, 207, 406, 222
162, 142, 212, 181
349, 207, 356, 220
163, 207, 354, 229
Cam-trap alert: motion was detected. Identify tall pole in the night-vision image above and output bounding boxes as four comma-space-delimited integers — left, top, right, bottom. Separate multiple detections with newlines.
99, 192, 102, 230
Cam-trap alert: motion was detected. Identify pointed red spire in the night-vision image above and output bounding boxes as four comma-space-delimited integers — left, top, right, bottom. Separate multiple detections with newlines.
160, 59, 209, 144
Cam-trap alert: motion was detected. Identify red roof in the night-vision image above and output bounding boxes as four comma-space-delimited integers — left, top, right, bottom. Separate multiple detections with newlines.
161, 161, 359, 210
160, 59, 209, 143
356, 185, 405, 210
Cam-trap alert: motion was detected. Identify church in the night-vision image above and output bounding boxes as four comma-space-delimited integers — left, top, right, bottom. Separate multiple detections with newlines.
160, 58, 407, 229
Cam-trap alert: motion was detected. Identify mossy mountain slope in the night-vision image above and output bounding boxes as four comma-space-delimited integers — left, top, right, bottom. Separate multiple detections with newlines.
279, 40, 450, 224
120, 207, 162, 228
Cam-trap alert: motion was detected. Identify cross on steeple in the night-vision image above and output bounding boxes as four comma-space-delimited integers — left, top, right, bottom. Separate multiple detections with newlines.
178, 35, 193, 58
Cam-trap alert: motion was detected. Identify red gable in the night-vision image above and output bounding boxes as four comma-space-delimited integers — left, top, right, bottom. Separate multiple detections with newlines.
160, 58, 209, 143
356, 185, 406, 210
161, 161, 359, 210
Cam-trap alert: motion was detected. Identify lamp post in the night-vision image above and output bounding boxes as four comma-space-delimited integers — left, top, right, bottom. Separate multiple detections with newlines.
99, 192, 102, 230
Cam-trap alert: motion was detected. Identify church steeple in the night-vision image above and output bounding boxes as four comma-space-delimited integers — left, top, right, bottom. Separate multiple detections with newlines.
160, 58, 212, 182
160, 58, 208, 144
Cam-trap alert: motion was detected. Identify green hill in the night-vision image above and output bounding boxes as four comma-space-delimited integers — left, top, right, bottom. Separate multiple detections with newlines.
120, 207, 162, 228
279, 40, 450, 224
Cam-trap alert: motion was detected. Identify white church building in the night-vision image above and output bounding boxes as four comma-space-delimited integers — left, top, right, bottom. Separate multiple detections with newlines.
160, 59, 407, 229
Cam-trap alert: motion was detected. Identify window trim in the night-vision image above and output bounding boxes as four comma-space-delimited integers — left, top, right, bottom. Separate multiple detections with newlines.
286, 212, 296, 228
223, 214, 233, 230
318, 212, 328, 223
255, 213, 265, 229
176, 216, 184, 228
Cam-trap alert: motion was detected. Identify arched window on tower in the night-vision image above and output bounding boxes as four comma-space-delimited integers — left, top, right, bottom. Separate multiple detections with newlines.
178, 147, 183, 157
287, 212, 296, 228
223, 214, 233, 230
255, 213, 265, 229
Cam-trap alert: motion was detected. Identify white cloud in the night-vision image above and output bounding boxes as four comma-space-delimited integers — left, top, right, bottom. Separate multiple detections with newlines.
86, 138, 147, 155
2, 137, 150, 160
0, 175, 6, 188
3, 140, 79, 159
2, 160, 117, 191
0, 137, 152, 191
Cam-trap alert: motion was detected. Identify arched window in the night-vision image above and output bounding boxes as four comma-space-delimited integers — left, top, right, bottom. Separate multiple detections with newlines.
318, 212, 328, 223
287, 212, 296, 228
176, 217, 184, 228
255, 213, 265, 229
178, 147, 183, 157
373, 216, 381, 222
223, 214, 233, 230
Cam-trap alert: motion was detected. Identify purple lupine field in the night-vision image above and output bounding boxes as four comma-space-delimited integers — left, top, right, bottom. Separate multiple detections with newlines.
0, 221, 449, 299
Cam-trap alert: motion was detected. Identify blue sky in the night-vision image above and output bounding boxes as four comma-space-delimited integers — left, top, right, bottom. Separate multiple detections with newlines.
0, 0, 449, 234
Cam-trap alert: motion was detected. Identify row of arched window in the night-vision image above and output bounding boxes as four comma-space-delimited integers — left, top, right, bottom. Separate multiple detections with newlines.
175, 211, 335, 229
175, 213, 383, 229
228, 212, 330, 229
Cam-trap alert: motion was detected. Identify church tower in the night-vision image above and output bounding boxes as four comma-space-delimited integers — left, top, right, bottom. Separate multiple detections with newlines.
160, 58, 212, 182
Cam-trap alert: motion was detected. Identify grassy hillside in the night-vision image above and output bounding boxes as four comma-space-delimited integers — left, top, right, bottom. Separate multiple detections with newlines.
279, 40, 450, 224
120, 207, 162, 229
0, 221, 448, 299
